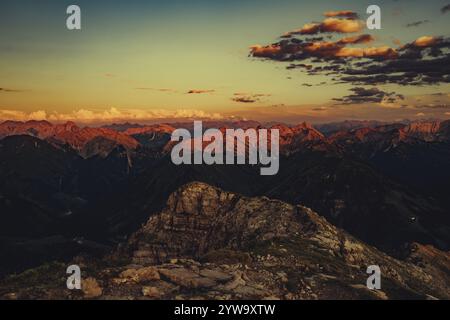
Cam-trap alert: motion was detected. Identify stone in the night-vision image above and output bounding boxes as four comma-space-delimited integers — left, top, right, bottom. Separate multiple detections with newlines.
233, 285, 269, 298
119, 267, 160, 283
222, 271, 246, 291
159, 268, 217, 289
2, 292, 18, 300
199, 269, 233, 283
82, 278, 103, 298
142, 286, 161, 298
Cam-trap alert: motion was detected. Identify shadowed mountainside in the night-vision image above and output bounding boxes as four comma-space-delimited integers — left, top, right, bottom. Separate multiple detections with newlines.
1, 119, 450, 279
1, 182, 449, 300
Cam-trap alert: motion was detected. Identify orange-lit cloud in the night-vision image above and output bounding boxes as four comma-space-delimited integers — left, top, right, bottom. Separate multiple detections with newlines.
250, 35, 395, 60
249, 45, 282, 58
250, 7, 450, 87
323, 10, 358, 19
335, 46, 397, 58
413, 36, 439, 47
291, 18, 364, 35
392, 38, 402, 46
338, 34, 374, 45
0, 108, 230, 123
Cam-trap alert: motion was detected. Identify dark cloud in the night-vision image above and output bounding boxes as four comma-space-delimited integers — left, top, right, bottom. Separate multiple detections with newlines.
250, 14, 450, 87
232, 93, 271, 104
232, 97, 257, 103
324, 11, 359, 19
301, 82, 327, 87
249, 34, 393, 62
441, 4, 450, 14
287, 63, 313, 70
333, 87, 405, 105
186, 89, 215, 94
406, 20, 429, 27
338, 38, 450, 86
136, 87, 177, 93
0, 88, 25, 93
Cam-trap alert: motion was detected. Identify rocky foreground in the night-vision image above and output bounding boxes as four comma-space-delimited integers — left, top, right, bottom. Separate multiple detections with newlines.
1, 182, 449, 300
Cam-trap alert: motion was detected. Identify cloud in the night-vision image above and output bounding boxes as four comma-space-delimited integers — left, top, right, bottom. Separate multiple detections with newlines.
249, 8, 450, 88
249, 44, 283, 58
287, 63, 313, 70
0, 87, 25, 93
231, 92, 271, 104
186, 89, 215, 94
323, 11, 358, 19
333, 46, 397, 58
136, 87, 178, 93
250, 34, 394, 61
337, 34, 375, 45
0, 110, 47, 120
251, 24, 450, 87
0, 108, 230, 123
412, 36, 440, 47
301, 82, 327, 87
392, 38, 402, 46
337, 36, 450, 86
441, 4, 450, 14
333, 87, 405, 105
406, 20, 429, 28
283, 18, 364, 36
232, 97, 257, 103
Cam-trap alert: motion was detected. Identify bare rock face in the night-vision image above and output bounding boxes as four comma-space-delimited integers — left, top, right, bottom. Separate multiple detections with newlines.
128, 182, 309, 265
1, 182, 449, 300
120, 182, 450, 300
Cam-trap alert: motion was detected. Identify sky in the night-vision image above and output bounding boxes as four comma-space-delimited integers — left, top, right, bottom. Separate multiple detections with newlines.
0, 0, 449, 124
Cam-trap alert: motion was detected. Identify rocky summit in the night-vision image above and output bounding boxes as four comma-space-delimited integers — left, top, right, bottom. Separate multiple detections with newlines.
1, 182, 449, 300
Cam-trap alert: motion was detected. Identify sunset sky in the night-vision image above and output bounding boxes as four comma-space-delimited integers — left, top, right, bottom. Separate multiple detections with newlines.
1, 0, 449, 124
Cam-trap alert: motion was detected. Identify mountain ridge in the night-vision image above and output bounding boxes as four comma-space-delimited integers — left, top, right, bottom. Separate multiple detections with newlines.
1, 182, 449, 300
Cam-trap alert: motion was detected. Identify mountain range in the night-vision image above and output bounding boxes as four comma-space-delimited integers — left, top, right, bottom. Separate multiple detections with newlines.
0, 119, 449, 299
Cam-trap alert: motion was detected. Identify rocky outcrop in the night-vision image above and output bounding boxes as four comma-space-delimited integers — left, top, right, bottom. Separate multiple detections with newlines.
3, 182, 446, 300
120, 182, 450, 299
